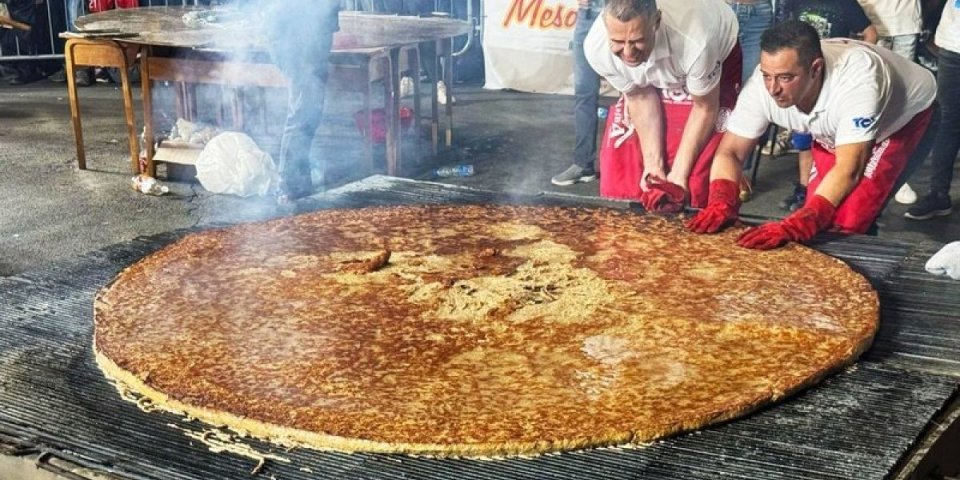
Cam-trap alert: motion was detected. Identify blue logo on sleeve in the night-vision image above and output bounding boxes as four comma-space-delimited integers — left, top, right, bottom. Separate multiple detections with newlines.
853, 117, 876, 129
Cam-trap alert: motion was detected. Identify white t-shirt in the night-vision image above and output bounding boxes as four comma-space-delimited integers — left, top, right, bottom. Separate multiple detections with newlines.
856, 0, 922, 37
727, 39, 936, 148
584, 0, 738, 97
936, 2, 960, 54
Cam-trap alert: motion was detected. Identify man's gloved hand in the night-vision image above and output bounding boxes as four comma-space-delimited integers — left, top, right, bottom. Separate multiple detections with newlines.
737, 194, 836, 250
685, 179, 741, 233
640, 176, 686, 214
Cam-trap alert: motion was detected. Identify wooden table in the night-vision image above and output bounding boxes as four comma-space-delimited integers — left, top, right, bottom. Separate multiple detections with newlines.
74, 7, 471, 178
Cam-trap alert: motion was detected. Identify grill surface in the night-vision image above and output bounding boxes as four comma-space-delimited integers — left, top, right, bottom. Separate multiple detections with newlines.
1, 176, 958, 480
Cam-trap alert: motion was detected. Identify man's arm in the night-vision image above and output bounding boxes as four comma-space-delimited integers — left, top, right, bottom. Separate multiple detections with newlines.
0, 12, 31, 31
667, 84, 721, 190
683, 131, 759, 233
860, 25, 878, 44
735, 140, 873, 249
625, 86, 667, 190
810, 140, 873, 206
708, 130, 759, 184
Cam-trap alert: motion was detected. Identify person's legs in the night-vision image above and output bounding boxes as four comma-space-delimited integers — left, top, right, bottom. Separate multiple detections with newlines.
730, 1, 770, 172
267, 4, 337, 200
907, 49, 960, 219
730, 0, 772, 86
572, 13, 600, 173
553, 9, 600, 186
778, 132, 811, 211
883, 34, 919, 61
927, 50, 960, 196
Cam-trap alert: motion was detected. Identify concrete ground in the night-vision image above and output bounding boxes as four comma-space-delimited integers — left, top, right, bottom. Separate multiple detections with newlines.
2, 78, 960, 277
1, 74, 960, 479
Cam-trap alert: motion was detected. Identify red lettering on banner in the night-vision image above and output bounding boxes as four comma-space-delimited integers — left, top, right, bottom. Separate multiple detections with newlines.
503, 0, 578, 29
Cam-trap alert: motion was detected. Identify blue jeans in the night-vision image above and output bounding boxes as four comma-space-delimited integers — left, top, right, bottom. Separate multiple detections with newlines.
728, 1, 772, 85
572, 8, 601, 170
928, 48, 960, 195
66, 0, 83, 31
266, 1, 339, 194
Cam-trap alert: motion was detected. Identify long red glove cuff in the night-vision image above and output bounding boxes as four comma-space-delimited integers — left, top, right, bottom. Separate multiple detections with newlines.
708, 179, 742, 210
781, 194, 836, 241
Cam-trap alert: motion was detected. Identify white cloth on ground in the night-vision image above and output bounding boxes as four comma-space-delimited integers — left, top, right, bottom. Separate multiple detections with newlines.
925, 241, 960, 280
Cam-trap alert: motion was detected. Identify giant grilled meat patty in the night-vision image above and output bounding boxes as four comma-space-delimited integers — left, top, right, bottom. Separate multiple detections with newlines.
94, 205, 879, 457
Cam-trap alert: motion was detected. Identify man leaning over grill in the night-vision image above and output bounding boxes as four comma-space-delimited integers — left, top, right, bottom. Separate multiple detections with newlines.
686, 21, 938, 249
584, 0, 742, 213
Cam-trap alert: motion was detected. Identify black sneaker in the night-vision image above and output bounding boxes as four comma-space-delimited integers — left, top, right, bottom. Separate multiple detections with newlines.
904, 191, 952, 220
778, 182, 807, 211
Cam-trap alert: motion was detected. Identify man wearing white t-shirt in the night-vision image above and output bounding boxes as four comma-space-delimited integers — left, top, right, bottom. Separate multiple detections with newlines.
686, 21, 937, 249
584, 0, 742, 213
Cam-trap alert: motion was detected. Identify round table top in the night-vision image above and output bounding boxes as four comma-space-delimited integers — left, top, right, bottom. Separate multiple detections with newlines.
75, 6, 472, 52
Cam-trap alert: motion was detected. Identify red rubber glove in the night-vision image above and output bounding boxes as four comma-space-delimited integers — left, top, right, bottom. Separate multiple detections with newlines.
640, 176, 686, 214
685, 179, 741, 233
737, 194, 836, 250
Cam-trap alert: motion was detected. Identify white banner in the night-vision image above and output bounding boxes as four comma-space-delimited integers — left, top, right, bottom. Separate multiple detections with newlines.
482, 0, 580, 95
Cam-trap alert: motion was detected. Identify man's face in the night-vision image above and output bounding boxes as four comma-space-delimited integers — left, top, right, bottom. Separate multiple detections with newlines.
759, 47, 823, 110
605, 12, 659, 67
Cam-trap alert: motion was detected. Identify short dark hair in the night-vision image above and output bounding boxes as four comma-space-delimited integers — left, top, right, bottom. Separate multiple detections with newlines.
603, 0, 658, 22
760, 20, 824, 69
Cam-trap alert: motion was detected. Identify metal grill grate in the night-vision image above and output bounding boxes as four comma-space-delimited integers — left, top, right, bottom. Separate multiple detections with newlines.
1, 177, 958, 479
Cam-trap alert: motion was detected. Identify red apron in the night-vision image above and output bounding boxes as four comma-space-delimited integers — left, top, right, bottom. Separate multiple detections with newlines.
807, 106, 934, 234
88, 0, 138, 12
598, 42, 742, 208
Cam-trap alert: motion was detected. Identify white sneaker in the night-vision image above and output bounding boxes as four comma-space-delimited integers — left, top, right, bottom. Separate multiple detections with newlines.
895, 183, 918, 205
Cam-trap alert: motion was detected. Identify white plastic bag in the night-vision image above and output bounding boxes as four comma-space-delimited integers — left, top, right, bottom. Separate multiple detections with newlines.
195, 132, 278, 197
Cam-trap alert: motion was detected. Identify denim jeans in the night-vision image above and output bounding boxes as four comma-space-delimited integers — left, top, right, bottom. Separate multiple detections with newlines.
928, 48, 960, 195
67, 0, 83, 31
728, 0, 772, 85
879, 34, 919, 61
266, 1, 339, 193
572, 9, 601, 170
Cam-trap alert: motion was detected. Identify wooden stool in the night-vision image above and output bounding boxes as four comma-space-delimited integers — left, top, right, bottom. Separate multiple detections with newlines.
64, 37, 141, 173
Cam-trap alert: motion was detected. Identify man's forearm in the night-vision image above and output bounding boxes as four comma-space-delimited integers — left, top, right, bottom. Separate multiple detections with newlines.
708, 132, 757, 185
806, 141, 871, 207
626, 88, 666, 176
672, 95, 720, 183
0, 15, 31, 31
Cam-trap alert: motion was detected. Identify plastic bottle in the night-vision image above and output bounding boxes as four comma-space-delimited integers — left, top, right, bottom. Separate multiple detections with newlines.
434, 164, 475, 178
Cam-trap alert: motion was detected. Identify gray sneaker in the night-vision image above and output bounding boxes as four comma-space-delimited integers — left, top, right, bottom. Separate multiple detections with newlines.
551, 164, 596, 186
